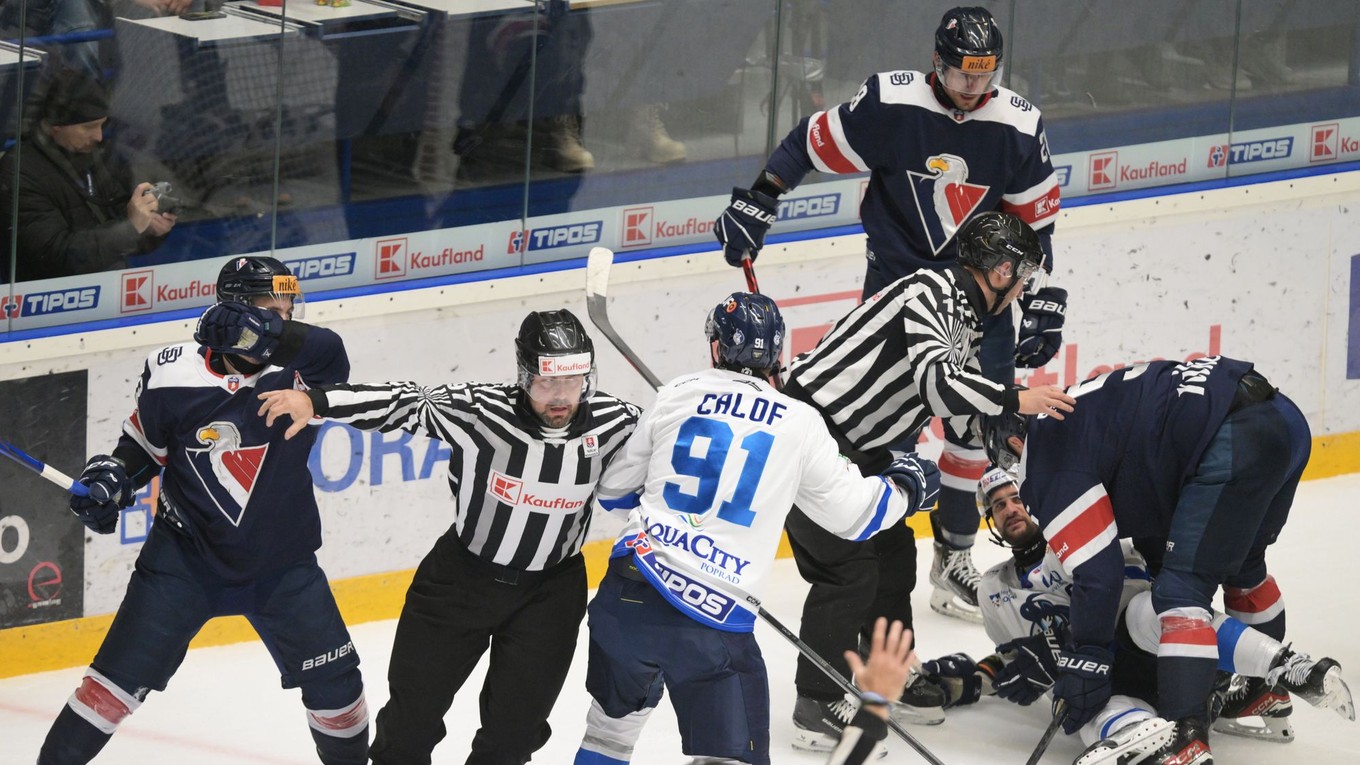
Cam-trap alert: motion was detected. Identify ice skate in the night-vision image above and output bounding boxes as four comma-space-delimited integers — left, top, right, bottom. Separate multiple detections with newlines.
1212, 674, 1293, 743
889, 669, 946, 726
1073, 717, 1175, 765
929, 542, 983, 623
1267, 649, 1355, 721
791, 695, 887, 759
1143, 718, 1212, 765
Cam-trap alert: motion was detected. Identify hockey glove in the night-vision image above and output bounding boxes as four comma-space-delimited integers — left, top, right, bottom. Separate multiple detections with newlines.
881, 454, 940, 516
195, 302, 284, 361
715, 186, 779, 267
1053, 644, 1114, 734
1014, 287, 1068, 368
994, 633, 1062, 706
69, 455, 134, 534
922, 653, 985, 708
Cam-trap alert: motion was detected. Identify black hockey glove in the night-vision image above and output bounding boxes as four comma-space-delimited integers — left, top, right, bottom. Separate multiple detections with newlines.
1014, 287, 1068, 368
921, 653, 985, 708
881, 454, 940, 515
715, 186, 779, 267
994, 632, 1062, 706
195, 302, 284, 362
69, 455, 134, 534
1053, 644, 1114, 733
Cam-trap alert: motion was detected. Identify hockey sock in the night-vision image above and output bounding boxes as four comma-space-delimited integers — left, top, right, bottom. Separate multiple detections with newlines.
1225, 575, 1286, 642
38, 669, 143, 765
1157, 607, 1219, 720
307, 697, 369, 765
935, 443, 987, 546
1078, 694, 1158, 748
575, 701, 654, 764
1211, 613, 1281, 677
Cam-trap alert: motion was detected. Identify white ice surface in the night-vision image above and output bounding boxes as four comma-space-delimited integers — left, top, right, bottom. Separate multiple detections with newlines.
4, 474, 1359, 764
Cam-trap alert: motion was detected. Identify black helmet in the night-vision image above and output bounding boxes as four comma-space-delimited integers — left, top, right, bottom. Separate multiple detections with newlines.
956, 211, 1043, 311
934, 7, 1004, 101
515, 309, 596, 402
972, 407, 1029, 472
705, 292, 785, 378
935, 6, 1004, 71
216, 256, 303, 317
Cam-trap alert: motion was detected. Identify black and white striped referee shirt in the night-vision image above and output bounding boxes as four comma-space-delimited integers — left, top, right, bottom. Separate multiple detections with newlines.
316, 382, 639, 571
785, 264, 1019, 452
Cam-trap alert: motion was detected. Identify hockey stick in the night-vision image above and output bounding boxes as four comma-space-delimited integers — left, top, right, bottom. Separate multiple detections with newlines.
741, 254, 760, 293
585, 247, 663, 389
583, 248, 947, 764
1024, 700, 1067, 765
0, 440, 90, 497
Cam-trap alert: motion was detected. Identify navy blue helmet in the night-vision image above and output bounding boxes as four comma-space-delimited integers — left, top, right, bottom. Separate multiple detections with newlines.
972, 407, 1029, 471
705, 292, 785, 376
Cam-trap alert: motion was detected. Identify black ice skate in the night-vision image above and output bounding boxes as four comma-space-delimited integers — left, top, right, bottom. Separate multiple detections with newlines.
929, 542, 983, 623
1143, 718, 1212, 765
1073, 716, 1175, 765
1266, 648, 1356, 722
890, 669, 946, 726
791, 695, 887, 759
1212, 674, 1294, 743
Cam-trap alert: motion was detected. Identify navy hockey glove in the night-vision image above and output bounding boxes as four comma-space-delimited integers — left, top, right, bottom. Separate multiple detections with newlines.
715, 186, 778, 267
922, 653, 985, 708
69, 455, 133, 534
195, 302, 284, 361
1053, 645, 1114, 734
1014, 287, 1068, 368
994, 633, 1062, 706
881, 454, 940, 515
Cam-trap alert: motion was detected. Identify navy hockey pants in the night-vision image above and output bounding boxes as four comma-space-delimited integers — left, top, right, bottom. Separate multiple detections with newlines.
585, 567, 770, 764
1152, 391, 1310, 719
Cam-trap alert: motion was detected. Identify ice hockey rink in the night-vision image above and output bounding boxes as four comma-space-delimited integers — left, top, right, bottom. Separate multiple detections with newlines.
4, 473, 1358, 765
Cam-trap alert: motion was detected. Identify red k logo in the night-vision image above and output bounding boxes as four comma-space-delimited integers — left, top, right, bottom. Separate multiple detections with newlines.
1089, 152, 1117, 191
489, 470, 523, 505
121, 271, 153, 314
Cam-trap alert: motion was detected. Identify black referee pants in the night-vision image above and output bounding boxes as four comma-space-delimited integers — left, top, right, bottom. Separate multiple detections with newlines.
369, 533, 587, 765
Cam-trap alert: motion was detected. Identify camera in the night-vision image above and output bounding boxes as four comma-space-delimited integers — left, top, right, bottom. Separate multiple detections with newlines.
144, 181, 182, 215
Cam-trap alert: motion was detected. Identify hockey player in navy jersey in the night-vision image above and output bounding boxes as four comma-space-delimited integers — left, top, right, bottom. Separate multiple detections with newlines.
920, 468, 1353, 765
572, 293, 941, 765
976, 357, 1333, 764
37, 256, 368, 765
716, 5, 1067, 623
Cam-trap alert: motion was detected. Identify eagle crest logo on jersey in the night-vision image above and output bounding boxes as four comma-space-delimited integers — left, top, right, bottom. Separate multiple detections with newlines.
908, 153, 989, 254
185, 421, 268, 526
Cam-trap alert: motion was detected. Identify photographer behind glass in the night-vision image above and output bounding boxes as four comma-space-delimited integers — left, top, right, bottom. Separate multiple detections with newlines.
0, 69, 177, 282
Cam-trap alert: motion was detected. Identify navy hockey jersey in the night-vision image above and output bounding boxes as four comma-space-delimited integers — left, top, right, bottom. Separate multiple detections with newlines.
1017, 356, 1254, 648
764, 70, 1060, 280
118, 330, 349, 582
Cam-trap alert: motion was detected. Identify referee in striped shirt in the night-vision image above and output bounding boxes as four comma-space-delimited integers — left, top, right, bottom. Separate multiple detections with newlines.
259, 309, 638, 765
780, 212, 1075, 739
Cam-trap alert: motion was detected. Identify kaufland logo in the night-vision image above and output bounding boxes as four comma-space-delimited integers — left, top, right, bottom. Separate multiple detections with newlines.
375, 238, 407, 279
622, 207, 653, 248
121, 270, 154, 313
1311, 123, 1359, 163
489, 470, 522, 505
285, 252, 356, 280
1, 286, 99, 317
1089, 152, 1117, 191
1209, 138, 1293, 168
777, 193, 840, 221
538, 352, 592, 376
507, 221, 602, 254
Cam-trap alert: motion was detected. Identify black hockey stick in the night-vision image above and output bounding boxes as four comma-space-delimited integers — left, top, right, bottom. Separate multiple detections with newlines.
583, 247, 947, 764
1024, 700, 1067, 765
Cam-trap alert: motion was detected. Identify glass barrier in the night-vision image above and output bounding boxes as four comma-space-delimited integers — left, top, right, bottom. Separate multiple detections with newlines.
1, 0, 1358, 337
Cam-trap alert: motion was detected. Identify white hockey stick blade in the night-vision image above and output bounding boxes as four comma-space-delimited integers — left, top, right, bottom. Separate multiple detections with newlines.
0, 440, 90, 497
585, 247, 663, 390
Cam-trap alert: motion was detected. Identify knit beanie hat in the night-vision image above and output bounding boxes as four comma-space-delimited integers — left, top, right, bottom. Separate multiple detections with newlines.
40, 70, 111, 127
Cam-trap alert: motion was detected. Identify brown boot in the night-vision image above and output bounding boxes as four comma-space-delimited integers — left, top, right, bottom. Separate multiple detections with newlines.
629, 103, 686, 164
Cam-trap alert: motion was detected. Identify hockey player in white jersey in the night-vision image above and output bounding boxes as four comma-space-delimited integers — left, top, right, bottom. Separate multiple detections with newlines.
715, 5, 1068, 624
920, 469, 1354, 765
573, 292, 941, 765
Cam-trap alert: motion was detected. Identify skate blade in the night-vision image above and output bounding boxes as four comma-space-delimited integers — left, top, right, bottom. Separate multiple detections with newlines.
929, 588, 983, 624
890, 700, 946, 726
790, 731, 888, 759
1314, 667, 1356, 721
1074, 718, 1175, 765
1212, 714, 1295, 743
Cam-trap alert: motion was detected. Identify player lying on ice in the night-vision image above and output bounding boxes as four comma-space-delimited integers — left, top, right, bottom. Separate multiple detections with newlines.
919, 467, 1354, 765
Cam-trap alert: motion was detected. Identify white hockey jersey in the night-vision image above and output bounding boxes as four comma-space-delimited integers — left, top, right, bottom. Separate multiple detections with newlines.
979, 540, 1150, 648
597, 368, 913, 632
